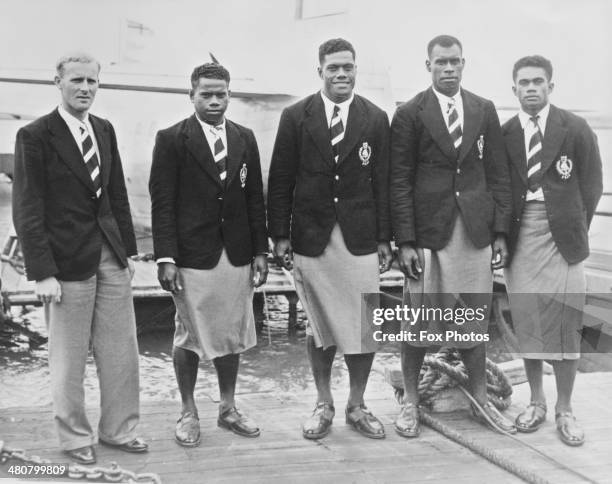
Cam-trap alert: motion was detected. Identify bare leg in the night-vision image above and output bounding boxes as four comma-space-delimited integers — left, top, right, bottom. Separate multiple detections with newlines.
523, 358, 546, 404
459, 344, 487, 405
552, 359, 579, 414
173, 346, 199, 416
307, 335, 336, 404
344, 352, 375, 408
213, 353, 240, 413
400, 343, 427, 405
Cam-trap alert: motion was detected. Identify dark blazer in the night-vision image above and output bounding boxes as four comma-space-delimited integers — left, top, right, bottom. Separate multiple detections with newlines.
502, 105, 603, 264
12, 108, 137, 282
267, 93, 391, 256
149, 115, 267, 269
390, 87, 511, 250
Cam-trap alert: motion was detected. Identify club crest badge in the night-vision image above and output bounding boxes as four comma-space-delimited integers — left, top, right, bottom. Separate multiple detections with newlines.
359, 142, 372, 166
556, 155, 572, 180
477, 135, 484, 160
240, 163, 248, 187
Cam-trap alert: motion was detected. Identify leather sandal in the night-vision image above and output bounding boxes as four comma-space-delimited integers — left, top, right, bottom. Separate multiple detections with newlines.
175, 412, 201, 447
394, 402, 420, 438
302, 402, 335, 440
515, 401, 547, 433
345, 404, 385, 439
556, 412, 585, 446
471, 401, 517, 434
218, 407, 260, 438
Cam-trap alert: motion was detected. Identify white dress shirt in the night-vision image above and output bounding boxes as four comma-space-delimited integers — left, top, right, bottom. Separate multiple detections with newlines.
57, 104, 100, 160
196, 115, 227, 157
432, 87, 464, 132
320, 91, 354, 129
518, 103, 550, 201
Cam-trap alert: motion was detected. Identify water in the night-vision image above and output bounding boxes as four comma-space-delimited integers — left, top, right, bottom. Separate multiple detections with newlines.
0, 294, 517, 410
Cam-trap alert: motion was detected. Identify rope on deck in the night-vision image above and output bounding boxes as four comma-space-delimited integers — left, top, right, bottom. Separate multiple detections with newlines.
393, 349, 598, 484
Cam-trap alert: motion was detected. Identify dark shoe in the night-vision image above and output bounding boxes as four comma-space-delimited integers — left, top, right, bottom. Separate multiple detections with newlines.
345, 404, 385, 439
99, 437, 148, 453
302, 402, 335, 440
556, 412, 585, 447
175, 412, 201, 447
516, 401, 547, 433
63, 445, 96, 465
472, 401, 517, 434
394, 402, 420, 438
218, 407, 260, 438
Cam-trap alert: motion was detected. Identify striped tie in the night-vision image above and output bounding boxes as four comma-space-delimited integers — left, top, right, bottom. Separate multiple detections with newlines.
527, 116, 543, 192
330, 105, 344, 163
212, 125, 227, 183
447, 99, 462, 150
80, 126, 101, 198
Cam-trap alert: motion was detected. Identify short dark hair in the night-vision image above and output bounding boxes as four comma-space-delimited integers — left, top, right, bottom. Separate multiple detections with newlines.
512, 55, 553, 81
427, 35, 462, 58
318, 38, 355, 65
190, 62, 230, 89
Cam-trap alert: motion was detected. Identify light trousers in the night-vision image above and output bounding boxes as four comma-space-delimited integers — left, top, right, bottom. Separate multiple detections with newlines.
47, 242, 140, 450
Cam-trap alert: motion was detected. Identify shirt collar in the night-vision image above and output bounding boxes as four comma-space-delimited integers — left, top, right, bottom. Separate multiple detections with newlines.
518, 103, 550, 131
195, 114, 226, 133
320, 90, 354, 112
432, 86, 462, 107
58, 104, 89, 131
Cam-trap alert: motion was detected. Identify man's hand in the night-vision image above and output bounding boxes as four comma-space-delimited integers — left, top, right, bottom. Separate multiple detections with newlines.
491, 235, 508, 270
127, 258, 136, 280
157, 262, 182, 294
273, 238, 293, 270
377, 242, 393, 273
36, 276, 62, 304
251, 255, 269, 288
398, 244, 423, 280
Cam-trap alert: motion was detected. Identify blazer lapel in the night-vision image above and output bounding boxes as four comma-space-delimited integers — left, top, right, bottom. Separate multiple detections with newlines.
224, 120, 245, 187
184, 115, 223, 188
505, 115, 528, 186
304, 94, 334, 167
47, 109, 96, 192
457, 90, 484, 165
337, 96, 367, 167
540, 105, 568, 175
89, 115, 111, 189
419, 88, 456, 161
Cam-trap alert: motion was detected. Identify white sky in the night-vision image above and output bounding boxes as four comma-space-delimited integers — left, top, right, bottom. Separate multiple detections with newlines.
1, 0, 610, 111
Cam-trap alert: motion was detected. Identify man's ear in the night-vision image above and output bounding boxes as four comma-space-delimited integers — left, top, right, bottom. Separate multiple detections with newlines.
54, 75, 61, 89
317, 66, 323, 79
425, 60, 431, 73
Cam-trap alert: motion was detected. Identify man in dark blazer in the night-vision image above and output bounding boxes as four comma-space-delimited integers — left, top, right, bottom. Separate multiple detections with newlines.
390, 35, 515, 437
149, 63, 268, 446
502, 55, 602, 446
12, 53, 146, 464
268, 38, 393, 440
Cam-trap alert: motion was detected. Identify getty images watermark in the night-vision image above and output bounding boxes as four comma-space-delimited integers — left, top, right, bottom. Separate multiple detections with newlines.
371, 303, 490, 344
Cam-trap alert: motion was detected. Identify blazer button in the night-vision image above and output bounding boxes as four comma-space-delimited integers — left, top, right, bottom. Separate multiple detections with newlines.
218, 196, 223, 201
221, 217, 225, 223
455, 191, 460, 197
515, 217, 520, 222
334, 197, 338, 203
90, 195, 96, 200
335, 175, 339, 181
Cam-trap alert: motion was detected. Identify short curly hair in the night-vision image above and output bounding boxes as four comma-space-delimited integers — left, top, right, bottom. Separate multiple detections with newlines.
512, 55, 553, 81
427, 35, 462, 58
190, 63, 230, 89
318, 38, 355, 65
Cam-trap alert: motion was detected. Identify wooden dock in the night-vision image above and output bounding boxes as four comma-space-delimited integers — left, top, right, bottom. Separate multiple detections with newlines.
1, 372, 611, 483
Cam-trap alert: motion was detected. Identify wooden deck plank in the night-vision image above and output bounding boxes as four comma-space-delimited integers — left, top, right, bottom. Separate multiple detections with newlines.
1, 373, 611, 483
